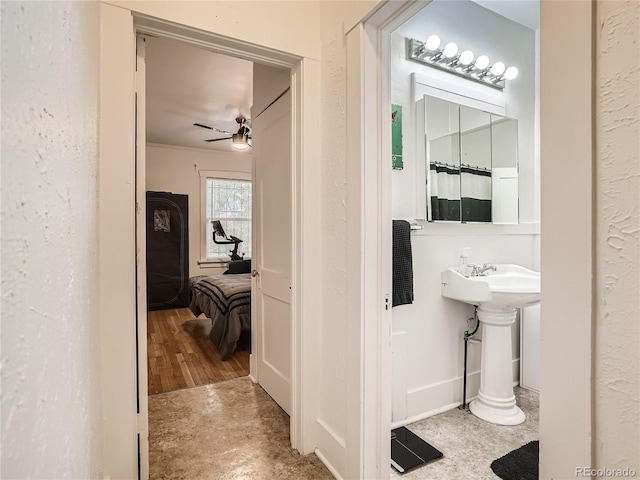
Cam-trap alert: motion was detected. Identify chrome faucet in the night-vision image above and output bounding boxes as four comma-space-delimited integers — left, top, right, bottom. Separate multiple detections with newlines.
468, 263, 497, 277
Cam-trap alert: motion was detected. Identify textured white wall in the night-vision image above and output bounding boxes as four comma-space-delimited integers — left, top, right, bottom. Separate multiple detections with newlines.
314, 2, 384, 476
390, 0, 538, 423
146, 144, 252, 276
319, 2, 349, 442
1, 2, 103, 479
595, 0, 640, 470
107, 0, 322, 60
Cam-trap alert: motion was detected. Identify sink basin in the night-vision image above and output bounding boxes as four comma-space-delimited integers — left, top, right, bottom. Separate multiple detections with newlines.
442, 264, 540, 426
441, 264, 540, 308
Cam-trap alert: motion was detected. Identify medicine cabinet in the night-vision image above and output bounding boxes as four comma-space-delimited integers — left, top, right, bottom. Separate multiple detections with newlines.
417, 94, 519, 223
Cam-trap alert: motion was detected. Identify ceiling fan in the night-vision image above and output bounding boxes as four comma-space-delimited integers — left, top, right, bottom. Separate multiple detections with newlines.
194, 116, 252, 150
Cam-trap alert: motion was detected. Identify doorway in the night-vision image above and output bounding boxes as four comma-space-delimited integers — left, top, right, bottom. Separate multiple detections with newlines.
138, 27, 294, 476
100, 7, 323, 478
142, 35, 257, 397
348, 1, 595, 478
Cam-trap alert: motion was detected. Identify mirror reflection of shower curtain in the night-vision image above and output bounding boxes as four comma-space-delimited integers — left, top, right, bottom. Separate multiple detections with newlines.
429, 163, 461, 221
461, 165, 492, 222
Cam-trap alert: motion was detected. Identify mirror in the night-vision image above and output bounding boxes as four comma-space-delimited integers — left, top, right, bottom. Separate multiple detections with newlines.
490, 116, 519, 223
424, 96, 461, 221
460, 106, 492, 222
421, 94, 519, 223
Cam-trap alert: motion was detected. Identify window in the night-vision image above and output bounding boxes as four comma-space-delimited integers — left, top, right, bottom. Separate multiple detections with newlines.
201, 172, 252, 262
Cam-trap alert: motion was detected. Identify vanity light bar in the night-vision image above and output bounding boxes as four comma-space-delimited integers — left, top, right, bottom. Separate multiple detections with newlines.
407, 37, 519, 90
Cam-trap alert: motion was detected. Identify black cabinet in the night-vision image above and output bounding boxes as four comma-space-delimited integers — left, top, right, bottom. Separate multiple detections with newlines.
146, 191, 189, 311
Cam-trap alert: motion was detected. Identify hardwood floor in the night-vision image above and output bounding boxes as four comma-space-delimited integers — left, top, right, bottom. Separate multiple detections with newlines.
146, 307, 250, 395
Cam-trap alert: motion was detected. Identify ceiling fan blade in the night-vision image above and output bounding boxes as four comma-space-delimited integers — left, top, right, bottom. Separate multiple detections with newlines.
194, 123, 235, 135
205, 137, 232, 143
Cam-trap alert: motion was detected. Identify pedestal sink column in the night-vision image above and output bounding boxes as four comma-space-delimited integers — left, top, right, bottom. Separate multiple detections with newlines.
469, 305, 525, 425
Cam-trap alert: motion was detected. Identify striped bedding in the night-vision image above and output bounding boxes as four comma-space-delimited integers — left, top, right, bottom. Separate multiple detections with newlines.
189, 274, 251, 360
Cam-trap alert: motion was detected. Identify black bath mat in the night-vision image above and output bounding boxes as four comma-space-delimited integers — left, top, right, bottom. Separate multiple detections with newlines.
490, 440, 539, 480
391, 427, 443, 474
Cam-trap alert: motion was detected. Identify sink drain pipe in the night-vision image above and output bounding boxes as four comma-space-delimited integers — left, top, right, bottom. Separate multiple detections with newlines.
459, 306, 480, 411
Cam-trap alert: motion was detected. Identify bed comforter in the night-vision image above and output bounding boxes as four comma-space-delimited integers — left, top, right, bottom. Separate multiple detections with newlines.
189, 274, 251, 360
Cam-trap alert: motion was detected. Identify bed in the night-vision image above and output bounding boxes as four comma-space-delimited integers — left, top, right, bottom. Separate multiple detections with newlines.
189, 273, 252, 360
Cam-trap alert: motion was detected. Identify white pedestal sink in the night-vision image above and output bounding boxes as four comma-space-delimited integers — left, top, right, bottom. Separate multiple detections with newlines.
441, 264, 540, 425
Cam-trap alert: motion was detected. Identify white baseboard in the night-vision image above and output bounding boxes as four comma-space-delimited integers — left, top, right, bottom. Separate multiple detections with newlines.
315, 418, 346, 479
405, 370, 479, 420
391, 401, 460, 429
397, 359, 520, 424
519, 384, 539, 394
249, 353, 257, 382
315, 447, 343, 480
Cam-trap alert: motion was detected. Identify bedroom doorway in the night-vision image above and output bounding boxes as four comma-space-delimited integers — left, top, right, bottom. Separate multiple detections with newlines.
142, 35, 255, 396
134, 21, 295, 478
141, 34, 293, 402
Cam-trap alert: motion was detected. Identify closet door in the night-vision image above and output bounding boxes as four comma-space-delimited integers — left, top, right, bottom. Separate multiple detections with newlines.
146, 191, 189, 310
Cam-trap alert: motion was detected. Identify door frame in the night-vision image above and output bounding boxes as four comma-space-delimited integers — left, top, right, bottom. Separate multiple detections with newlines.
134, 34, 149, 480
100, 6, 321, 479
350, 1, 595, 478
344, 2, 431, 478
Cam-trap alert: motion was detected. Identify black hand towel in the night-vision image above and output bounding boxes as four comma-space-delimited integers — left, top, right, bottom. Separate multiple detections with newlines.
392, 220, 414, 307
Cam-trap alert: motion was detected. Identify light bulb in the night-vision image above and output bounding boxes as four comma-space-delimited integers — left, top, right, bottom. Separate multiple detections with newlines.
504, 66, 519, 80
443, 42, 458, 58
474, 55, 490, 70
425, 35, 441, 51
459, 50, 474, 66
490, 61, 506, 76
232, 133, 251, 149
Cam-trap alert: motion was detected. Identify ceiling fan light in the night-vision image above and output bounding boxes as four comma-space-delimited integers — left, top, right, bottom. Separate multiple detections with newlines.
232, 133, 251, 150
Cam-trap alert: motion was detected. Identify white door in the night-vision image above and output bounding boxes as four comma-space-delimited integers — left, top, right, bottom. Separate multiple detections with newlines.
252, 89, 292, 414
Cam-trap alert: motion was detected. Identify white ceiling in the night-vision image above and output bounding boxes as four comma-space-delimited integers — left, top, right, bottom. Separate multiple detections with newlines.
472, 0, 540, 30
145, 36, 253, 152
145, 2, 537, 152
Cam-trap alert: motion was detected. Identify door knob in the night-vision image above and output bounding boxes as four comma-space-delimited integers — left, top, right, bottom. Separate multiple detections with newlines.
251, 269, 259, 277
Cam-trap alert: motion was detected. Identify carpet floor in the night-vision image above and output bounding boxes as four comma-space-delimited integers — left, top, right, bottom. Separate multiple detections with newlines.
391, 387, 539, 479
149, 377, 332, 479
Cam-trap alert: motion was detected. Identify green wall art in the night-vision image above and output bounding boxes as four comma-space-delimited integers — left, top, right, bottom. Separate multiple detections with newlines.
392, 104, 403, 170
